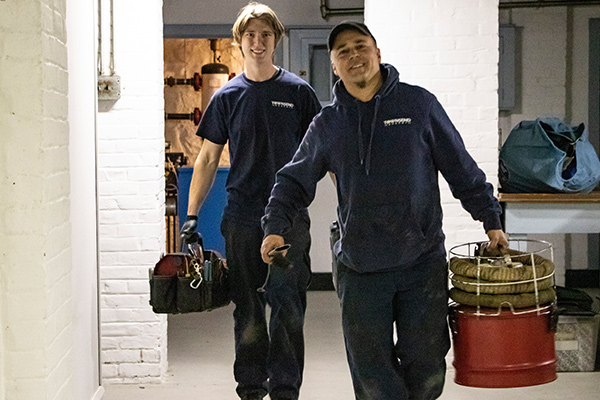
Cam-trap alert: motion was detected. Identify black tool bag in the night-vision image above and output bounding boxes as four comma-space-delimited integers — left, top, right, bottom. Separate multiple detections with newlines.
556, 286, 599, 316
149, 236, 230, 314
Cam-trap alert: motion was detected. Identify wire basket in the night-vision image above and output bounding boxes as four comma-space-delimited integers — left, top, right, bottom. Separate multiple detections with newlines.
448, 239, 555, 315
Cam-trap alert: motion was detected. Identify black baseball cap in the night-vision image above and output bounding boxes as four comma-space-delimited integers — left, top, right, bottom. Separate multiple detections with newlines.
327, 21, 376, 51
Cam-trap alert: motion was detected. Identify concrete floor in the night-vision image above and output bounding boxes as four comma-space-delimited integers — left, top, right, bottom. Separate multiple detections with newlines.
103, 291, 600, 400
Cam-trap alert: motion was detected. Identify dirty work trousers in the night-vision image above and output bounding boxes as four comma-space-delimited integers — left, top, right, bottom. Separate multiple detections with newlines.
335, 250, 450, 400
222, 214, 311, 400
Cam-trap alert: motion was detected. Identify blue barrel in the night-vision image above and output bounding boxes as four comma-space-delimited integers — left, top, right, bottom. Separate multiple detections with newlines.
177, 167, 229, 256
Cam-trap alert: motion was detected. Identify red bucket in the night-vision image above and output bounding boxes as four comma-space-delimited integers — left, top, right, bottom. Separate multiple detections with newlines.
449, 302, 557, 388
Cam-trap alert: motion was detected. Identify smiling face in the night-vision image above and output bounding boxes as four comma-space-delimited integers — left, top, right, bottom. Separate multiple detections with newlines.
330, 29, 381, 91
240, 18, 276, 67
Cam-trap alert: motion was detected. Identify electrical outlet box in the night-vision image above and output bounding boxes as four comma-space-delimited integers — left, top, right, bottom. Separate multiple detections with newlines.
98, 75, 121, 100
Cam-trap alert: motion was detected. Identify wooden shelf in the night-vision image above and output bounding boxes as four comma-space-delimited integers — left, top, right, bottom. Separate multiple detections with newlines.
498, 192, 600, 203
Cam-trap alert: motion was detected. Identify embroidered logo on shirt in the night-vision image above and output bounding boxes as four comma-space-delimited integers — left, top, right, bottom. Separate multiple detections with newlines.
272, 101, 295, 109
384, 118, 412, 127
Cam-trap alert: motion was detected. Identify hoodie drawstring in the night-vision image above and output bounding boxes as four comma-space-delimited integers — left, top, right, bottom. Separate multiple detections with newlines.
357, 108, 365, 168
365, 96, 380, 176
356, 95, 380, 176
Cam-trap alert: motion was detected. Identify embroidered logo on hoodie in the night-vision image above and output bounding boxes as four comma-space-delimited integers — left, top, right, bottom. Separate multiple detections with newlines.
384, 118, 412, 127
272, 101, 295, 109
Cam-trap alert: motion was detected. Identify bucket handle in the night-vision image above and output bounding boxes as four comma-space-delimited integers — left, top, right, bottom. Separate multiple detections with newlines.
448, 309, 459, 335
549, 303, 558, 332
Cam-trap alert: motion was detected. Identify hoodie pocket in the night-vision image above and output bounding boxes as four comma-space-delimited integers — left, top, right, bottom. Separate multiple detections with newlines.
341, 202, 427, 271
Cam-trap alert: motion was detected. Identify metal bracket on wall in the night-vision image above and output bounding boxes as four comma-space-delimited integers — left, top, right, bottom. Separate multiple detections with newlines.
98, 75, 121, 101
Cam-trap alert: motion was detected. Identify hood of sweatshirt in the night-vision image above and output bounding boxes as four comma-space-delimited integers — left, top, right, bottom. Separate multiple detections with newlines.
331, 63, 399, 175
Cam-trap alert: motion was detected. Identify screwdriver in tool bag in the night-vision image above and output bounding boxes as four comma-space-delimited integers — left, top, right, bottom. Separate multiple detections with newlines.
204, 259, 212, 282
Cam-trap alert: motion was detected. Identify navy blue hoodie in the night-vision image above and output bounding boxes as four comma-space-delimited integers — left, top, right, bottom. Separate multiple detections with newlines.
262, 64, 502, 273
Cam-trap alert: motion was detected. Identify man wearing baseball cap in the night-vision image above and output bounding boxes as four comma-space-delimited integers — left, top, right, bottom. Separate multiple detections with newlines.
327, 21, 376, 51
261, 21, 508, 399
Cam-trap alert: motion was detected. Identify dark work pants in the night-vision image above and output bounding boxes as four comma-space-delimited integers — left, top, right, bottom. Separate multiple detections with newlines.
335, 251, 450, 400
221, 214, 311, 400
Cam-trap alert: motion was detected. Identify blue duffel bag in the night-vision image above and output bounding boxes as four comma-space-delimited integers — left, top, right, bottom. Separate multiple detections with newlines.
499, 117, 600, 193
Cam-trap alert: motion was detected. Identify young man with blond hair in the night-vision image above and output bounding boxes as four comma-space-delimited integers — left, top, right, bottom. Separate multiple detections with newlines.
180, 3, 321, 400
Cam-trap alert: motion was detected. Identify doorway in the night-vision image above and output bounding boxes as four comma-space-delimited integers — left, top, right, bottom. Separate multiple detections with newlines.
588, 18, 600, 287
162, 34, 240, 253
288, 28, 337, 107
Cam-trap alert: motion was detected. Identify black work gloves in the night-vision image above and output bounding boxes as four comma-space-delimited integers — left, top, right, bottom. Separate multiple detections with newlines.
180, 215, 199, 244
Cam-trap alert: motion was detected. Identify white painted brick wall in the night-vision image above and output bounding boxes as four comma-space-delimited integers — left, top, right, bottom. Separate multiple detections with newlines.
0, 1, 73, 399
367, 0, 500, 251
97, 0, 167, 383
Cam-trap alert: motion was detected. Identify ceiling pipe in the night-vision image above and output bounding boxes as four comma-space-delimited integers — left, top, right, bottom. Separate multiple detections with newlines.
500, 0, 600, 8
317, 1, 599, 19
320, 0, 363, 20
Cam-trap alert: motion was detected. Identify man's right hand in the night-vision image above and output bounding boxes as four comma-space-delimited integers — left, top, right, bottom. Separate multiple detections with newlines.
261, 234, 286, 264
180, 215, 198, 243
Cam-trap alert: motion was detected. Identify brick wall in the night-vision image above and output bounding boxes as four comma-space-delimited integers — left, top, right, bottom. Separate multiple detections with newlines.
0, 0, 73, 399
97, 0, 167, 383
366, 0, 500, 251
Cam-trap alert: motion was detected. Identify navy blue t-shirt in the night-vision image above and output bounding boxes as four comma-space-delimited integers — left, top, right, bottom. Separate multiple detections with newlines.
196, 68, 321, 223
